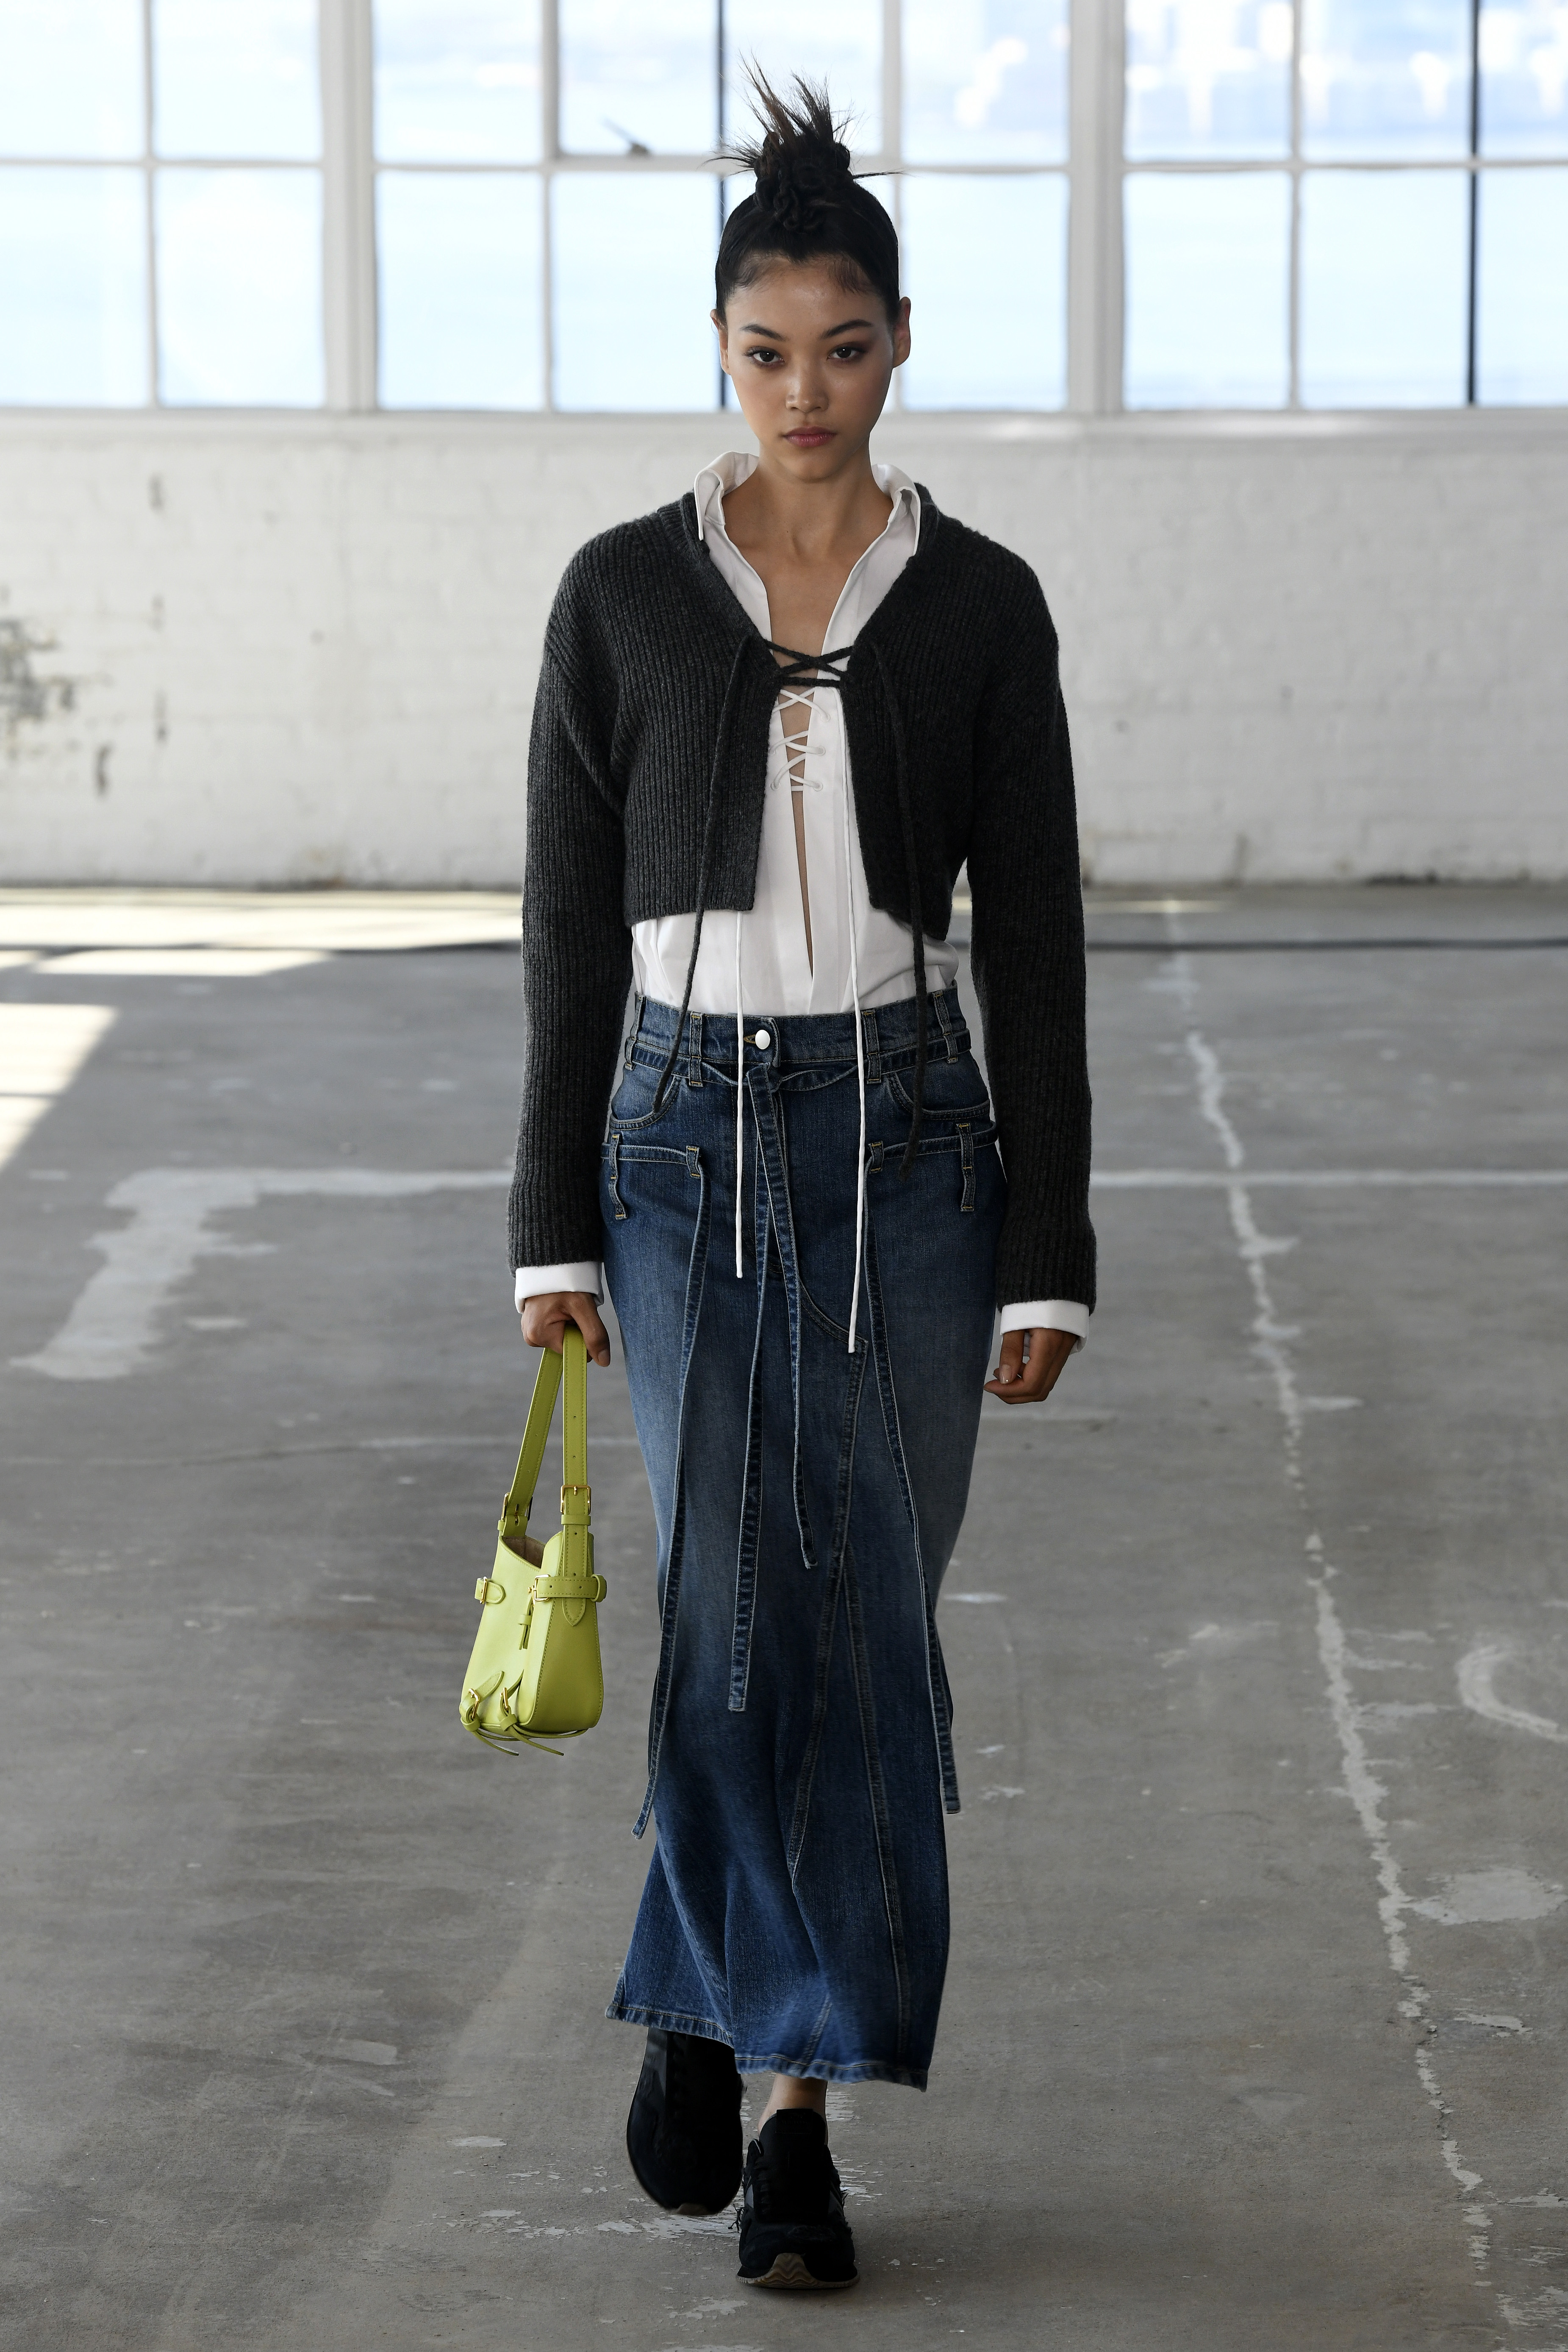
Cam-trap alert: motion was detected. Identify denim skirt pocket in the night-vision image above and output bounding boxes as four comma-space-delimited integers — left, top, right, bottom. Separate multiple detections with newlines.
607, 1056, 678, 1132
601, 1134, 702, 1225
885, 1048, 991, 1122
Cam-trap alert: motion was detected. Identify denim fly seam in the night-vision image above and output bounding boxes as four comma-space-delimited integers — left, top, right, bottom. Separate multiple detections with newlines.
728, 1077, 851, 1711
726, 1053, 857, 1711
750, 1052, 827, 1562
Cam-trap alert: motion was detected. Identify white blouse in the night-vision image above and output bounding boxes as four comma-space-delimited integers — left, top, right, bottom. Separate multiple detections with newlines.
515, 452, 1089, 1352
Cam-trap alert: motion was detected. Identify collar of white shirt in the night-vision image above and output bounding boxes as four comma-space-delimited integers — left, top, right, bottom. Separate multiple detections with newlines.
693, 450, 921, 555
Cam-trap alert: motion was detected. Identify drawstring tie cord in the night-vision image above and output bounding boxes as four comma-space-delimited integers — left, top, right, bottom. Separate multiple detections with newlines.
651, 636, 752, 1121
840, 708, 868, 1356
869, 639, 930, 1176
735, 911, 744, 1278
657, 633, 927, 1358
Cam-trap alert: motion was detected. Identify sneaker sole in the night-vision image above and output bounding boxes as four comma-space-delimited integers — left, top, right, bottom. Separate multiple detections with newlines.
742, 2252, 858, 2291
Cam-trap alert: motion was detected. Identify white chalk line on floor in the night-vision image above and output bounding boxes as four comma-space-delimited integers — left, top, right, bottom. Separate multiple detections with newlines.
1163, 948, 1513, 2323
14, 1154, 1568, 1387
1093, 1167, 1568, 1187
1456, 1644, 1568, 1748
11, 1167, 509, 1380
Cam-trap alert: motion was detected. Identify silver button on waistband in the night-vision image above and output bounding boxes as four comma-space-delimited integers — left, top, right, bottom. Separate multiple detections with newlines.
751, 1027, 772, 1050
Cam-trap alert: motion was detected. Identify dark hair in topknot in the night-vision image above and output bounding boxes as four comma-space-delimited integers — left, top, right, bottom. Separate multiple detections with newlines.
715, 72, 901, 326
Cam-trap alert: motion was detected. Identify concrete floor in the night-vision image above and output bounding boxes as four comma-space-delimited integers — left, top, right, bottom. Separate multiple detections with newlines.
3, 885, 1567, 2352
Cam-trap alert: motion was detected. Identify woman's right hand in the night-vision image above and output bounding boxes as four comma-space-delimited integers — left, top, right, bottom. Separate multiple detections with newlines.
520, 1290, 612, 1368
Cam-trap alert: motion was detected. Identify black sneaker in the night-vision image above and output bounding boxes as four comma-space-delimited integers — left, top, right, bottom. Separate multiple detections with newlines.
625, 2028, 744, 2216
735, 2109, 858, 2289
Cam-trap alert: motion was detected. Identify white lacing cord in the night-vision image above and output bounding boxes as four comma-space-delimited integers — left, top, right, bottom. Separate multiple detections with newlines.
734, 910, 745, 1280
842, 715, 866, 1358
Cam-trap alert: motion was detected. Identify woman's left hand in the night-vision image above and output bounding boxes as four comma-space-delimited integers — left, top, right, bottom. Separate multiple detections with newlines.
984, 1327, 1075, 1405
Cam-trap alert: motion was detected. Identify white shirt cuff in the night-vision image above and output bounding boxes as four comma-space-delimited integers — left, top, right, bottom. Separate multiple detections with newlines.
999, 1299, 1089, 1352
514, 1261, 603, 1311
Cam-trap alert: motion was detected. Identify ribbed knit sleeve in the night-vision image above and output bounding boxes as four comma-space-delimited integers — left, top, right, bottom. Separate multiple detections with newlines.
508, 614, 632, 1275
966, 569, 1096, 1313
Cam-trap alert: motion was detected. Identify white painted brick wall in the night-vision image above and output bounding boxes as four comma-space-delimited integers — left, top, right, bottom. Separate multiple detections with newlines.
0, 409, 1562, 885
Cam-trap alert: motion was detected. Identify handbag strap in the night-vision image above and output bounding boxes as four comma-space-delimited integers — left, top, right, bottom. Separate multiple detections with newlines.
560, 1323, 588, 1521
497, 1327, 590, 1555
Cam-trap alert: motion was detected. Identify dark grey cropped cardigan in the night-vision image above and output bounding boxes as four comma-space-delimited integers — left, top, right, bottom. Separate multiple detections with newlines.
509, 484, 1095, 1314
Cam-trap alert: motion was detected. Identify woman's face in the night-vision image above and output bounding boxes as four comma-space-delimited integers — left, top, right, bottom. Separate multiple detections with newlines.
713, 259, 911, 483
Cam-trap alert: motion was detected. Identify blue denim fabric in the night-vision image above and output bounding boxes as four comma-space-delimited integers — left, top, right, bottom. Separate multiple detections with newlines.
600, 985, 1004, 2088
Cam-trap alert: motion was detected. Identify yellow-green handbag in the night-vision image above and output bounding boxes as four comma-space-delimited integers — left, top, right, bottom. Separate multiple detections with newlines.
459, 1326, 607, 1754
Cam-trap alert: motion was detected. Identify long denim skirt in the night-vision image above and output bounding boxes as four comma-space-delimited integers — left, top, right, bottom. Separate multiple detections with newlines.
601, 985, 1003, 2088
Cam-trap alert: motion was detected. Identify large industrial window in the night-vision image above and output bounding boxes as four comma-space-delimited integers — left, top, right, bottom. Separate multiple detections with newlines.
1123, 0, 1568, 406
0, 0, 1560, 412
0, 0, 325, 406
371, 0, 1069, 413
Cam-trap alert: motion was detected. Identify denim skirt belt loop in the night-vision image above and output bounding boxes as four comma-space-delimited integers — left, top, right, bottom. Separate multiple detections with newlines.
601, 983, 1005, 2089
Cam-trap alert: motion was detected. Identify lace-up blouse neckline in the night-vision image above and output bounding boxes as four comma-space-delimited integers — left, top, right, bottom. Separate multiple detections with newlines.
630, 449, 957, 1022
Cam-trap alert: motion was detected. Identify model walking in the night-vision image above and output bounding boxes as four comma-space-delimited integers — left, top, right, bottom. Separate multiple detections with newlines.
510, 76, 1093, 2289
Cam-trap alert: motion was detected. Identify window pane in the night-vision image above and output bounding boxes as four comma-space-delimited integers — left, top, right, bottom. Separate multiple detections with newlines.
153, 0, 321, 160
1124, 0, 1293, 160
1480, 0, 1568, 156
0, 167, 147, 403
1476, 166, 1568, 398
378, 172, 543, 405
560, 0, 716, 155
156, 167, 323, 403
1299, 167, 1467, 402
905, 0, 1068, 163
552, 172, 717, 408
902, 173, 1066, 405
375, 1, 541, 161
1124, 169, 1289, 403
0, 1, 144, 159
723, 0, 883, 153
1300, 0, 1473, 158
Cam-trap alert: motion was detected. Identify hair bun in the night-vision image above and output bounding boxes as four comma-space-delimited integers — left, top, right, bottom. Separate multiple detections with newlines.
714, 69, 901, 328
756, 152, 834, 236
724, 70, 856, 235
